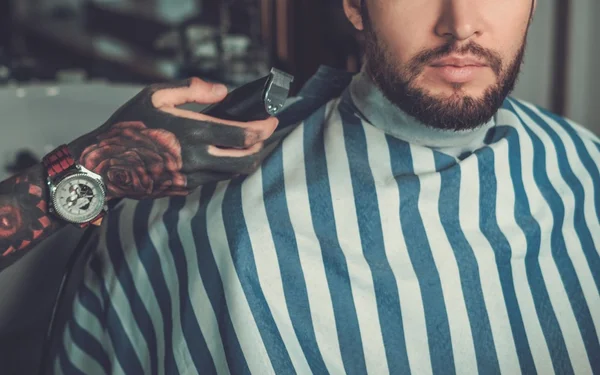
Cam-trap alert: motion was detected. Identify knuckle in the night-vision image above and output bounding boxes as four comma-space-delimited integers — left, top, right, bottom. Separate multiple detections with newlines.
244, 130, 262, 147
245, 142, 264, 155
188, 77, 203, 87
244, 127, 271, 147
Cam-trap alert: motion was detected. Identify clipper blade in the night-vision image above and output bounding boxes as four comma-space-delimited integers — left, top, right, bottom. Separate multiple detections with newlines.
265, 68, 295, 115
270, 68, 295, 89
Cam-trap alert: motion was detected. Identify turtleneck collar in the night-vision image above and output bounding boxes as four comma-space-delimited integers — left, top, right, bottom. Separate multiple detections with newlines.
348, 68, 496, 154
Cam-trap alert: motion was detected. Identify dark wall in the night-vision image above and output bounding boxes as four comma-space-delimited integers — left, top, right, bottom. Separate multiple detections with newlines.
0, 0, 11, 50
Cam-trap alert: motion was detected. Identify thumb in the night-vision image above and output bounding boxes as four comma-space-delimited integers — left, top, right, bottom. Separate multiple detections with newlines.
151, 77, 228, 108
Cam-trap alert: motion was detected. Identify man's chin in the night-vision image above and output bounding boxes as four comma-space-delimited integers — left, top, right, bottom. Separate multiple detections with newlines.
381, 86, 500, 131
418, 89, 478, 103
415, 77, 498, 99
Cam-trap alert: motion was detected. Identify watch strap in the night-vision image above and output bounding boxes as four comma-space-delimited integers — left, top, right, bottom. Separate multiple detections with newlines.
82, 212, 105, 228
42, 145, 75, 179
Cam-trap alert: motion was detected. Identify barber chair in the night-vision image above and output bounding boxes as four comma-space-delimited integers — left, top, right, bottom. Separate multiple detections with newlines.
0, 82, 142, 375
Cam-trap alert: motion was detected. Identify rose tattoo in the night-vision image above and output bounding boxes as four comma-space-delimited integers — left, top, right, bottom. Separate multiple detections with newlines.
0, 167, 56, 258
80, 121, 187, 199
0, 204, 22, 238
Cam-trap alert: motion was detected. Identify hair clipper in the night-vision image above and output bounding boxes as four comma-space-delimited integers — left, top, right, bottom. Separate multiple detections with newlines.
202, 68, 294, 122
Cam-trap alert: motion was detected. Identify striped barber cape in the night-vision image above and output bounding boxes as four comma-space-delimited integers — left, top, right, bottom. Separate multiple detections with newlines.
54, 66, 600, 375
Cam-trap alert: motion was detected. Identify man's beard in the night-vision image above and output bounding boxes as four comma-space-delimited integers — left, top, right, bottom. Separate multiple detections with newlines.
361, 4, 528, 131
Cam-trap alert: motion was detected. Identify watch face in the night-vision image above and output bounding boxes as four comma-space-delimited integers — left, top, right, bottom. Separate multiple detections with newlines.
52, 173, 105, 224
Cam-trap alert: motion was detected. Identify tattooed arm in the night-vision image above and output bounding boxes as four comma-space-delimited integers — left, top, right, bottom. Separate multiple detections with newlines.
0, 164, 64, 270
0, 77, 280, 270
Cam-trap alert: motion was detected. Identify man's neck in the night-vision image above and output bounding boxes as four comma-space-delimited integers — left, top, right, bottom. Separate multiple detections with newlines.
348, 68, 496, 154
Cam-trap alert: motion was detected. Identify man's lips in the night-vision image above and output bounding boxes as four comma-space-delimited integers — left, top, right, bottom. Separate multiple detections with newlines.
430, 56, 488, 68
428, 56, 489, 83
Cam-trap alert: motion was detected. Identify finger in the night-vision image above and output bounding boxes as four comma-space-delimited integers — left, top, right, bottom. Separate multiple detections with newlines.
192, 148, 263, 175
207, 142, 263, 157
186, 143, 263, 175
199, 132, 287, 175
161, 107, 279, 147
180, 141, 261, 174
182, 132, 287, 177
206, 141, 279, 175
151, 77, 229, 108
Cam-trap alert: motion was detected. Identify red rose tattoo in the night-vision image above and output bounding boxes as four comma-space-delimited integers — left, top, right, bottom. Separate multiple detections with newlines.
80, 121, 187, 199
0, 167, 57, 258
0, 204, 22, 238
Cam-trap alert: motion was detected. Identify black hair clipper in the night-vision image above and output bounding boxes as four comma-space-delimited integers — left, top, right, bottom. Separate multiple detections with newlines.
202, 68, 294, 122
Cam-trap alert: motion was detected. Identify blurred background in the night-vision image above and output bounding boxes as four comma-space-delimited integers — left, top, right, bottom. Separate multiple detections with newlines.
0, 0, 598, 374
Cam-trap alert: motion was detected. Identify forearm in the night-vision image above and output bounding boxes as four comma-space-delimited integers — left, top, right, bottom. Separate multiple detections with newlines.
0, 164, 66, 270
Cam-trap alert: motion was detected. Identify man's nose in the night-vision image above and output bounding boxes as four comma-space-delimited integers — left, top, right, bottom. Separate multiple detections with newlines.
434, 0, 484, 41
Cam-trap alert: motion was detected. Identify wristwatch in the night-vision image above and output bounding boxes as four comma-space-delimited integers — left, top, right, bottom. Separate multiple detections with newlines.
43, 145, 107, 227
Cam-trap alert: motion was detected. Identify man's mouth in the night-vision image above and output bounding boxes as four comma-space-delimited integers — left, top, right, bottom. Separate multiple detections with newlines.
430, 55, 489, 68
428, 55, 489, 83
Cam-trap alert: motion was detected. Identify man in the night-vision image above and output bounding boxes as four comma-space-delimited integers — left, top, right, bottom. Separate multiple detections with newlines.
55, 0, 600, 374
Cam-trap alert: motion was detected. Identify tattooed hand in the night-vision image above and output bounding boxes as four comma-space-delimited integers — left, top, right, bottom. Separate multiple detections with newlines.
68, 77, 279, 200
0, 77, 280, 268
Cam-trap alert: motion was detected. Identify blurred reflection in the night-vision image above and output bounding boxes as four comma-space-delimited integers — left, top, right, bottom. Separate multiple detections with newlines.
2, 0, 270, 86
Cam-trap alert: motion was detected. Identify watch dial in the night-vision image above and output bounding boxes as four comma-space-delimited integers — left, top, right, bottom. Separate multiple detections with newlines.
53, 174, 105, 223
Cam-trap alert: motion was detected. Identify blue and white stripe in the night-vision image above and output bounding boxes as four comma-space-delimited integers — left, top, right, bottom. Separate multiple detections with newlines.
54, 69, 600, 374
